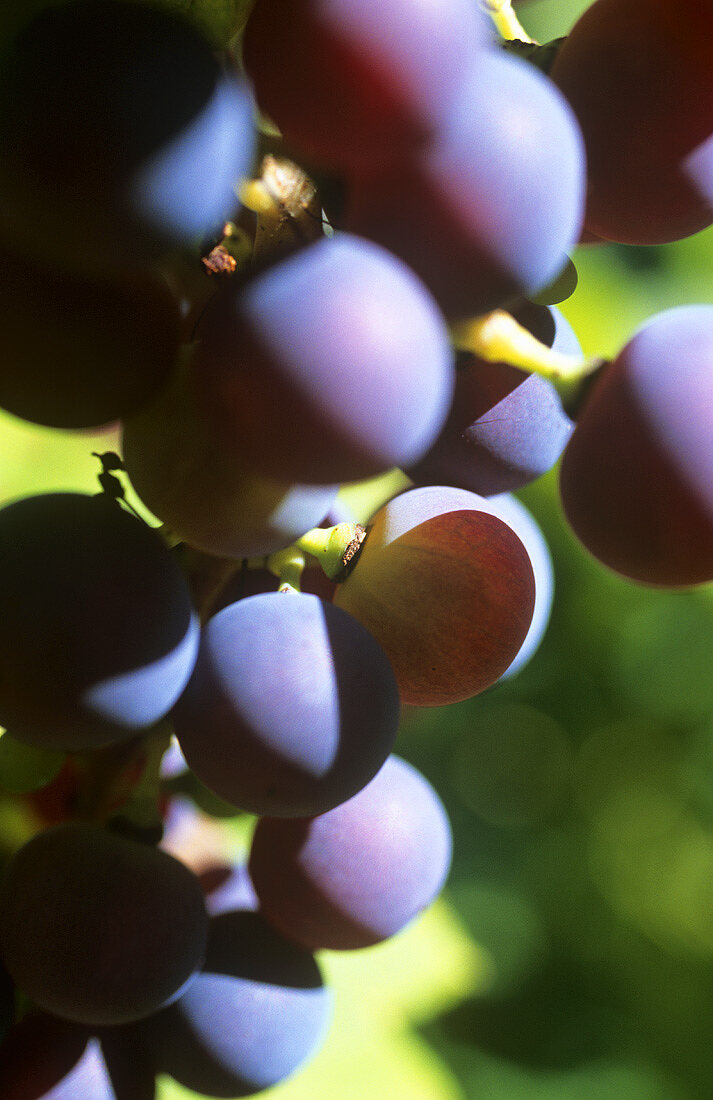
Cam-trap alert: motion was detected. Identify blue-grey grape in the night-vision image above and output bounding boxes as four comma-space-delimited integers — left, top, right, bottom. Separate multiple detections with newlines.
0, 824, 208, 1026
0, 0, 255, 271
0, 493, 199, 751
173, 593, 400, 816
192, 233, 455, 485
137, 911, 331, 1098
249, 755, 452, 950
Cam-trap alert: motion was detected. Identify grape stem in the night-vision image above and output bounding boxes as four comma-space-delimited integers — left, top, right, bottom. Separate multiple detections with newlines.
239, 154, 325, 260
294, 522, 367, 581
480, 0, 536, 44
105, 721, 173, 841
451, 308, 604, 405
266, 546, 306, 594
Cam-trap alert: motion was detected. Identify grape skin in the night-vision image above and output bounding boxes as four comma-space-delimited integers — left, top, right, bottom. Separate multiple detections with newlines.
348, 51, 585, 320
551, 0, 713, 245
559, 305, 713, 586
408, 305, 577, 496
192, 233, 455, 485
334, 486, 536, 705
0, 824, 209, 1027
121, 355, 339, 560
0, 493, 199, 751
173, 593, 400, 817
489, 494, 555, 680
0, 0, 255, 271
249, 755, 452, 950
0, 1013, 155, 1100
242, 0, 488, 170
0, 243, 181, 429
138, 911, 331, 1098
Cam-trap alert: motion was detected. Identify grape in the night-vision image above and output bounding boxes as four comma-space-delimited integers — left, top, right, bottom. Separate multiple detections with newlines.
121, 355, 339, 560
347, 50, 585, 320
202, 864, 259, 917
242, 0, 487, 170
173, 592, 400, 816
191, 233, 455, 485
559, 305, 713, 586
489, 494, 555, 680
138, 911, 331, 1098
0, 1013, 155, 1100
334, 485, 535, 705
0, 493, 199, 751
249, 755, 452, 950
408, 304, 576, 496
0, 733, 64, 795
550, 0, 713, 245
0, 243, 180, 429
0, 823, 208, 1026
0, 0, 255, 271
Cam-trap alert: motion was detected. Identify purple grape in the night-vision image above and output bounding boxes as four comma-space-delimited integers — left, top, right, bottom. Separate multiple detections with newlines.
249, 755, 452, 950
138, 911, 331, 1097
0, 493, 199, 751
560, 305, 713, 586
0, 0, 255, 271
0, 824, 208, 1026
0, 1013, 155, 1100
408, 304, 577, 496
192, 233, 455, 485
242, 0, 488, 169
348, 51, 585, 320
551, 0, 713, 244
0, 244, 181, 429
173, 593, 400, 816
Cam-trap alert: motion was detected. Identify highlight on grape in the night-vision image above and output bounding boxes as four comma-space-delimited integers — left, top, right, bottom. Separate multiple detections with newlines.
0, 0, 712, 1096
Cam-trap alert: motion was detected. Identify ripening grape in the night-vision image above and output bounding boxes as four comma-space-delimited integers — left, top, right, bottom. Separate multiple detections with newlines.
334, 486, 535, 705
559, 305, 713, 586
138, 911, 331, 1097
0, 493, 199, 751
0, 824, 208, 1026
551, 0, 713, 244
0, 1013, 155, 1100
0, 0, 255, 271
121, 355, 340, 560
191, 233, 455, 485
173, 593, 400, 816
0, 243, 181, 429
242, 0, 488, 169
348, 50, 585, 320
408, 304, 577, 496
249, 755, 452, 950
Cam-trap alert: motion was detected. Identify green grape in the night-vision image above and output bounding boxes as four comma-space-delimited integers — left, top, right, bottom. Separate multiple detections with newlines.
0, 731, 64, 794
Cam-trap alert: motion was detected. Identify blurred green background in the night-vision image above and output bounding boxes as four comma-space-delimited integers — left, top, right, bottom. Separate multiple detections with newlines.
4, 0, 713, 1097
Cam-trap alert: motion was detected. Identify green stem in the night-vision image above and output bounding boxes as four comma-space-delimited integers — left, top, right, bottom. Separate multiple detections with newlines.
266, 546, 306, 594
105, 722, 173, 842
451, 308, 604, 405
480, 0, 536, 43
294, 522, 366, 581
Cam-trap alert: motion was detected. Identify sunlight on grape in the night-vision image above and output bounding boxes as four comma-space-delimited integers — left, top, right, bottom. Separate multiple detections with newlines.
158, 899, 487, 1100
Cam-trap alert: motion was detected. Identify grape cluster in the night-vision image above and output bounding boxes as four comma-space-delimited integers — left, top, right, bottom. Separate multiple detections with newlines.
0, 0, 711, 1096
